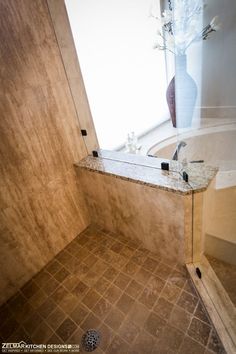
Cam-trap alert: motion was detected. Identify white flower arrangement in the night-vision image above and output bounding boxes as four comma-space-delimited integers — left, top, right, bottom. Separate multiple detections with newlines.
152, 0, 221, 55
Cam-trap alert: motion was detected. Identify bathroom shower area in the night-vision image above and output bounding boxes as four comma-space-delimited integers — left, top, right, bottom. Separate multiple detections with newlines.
0, 0, 235, 352
145, 0, 236, 350
65, 0, 236, 350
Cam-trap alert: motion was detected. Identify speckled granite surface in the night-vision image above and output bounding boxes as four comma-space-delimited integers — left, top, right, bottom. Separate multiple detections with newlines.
75, 151, 218, 195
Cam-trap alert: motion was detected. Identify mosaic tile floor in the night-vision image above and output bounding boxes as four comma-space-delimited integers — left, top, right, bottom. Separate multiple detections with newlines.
0, 225, 225, 353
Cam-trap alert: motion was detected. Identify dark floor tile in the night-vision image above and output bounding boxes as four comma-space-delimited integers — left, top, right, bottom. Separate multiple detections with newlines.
102, 249, 117, 264
32, 321, 54, 343
127, 302, 150, 328
21, 280, 40, 299
99, 323, 115, 351
86, 240, 103, 254
0, 316, 19, 340
7, 292, 26, 314
43, 277, 60, 296
153, 297, 173, 321
134, 268, 152, 286
70, 303, 89, 326
155, 263, 173, 281
76, 234, 90, 247
168, 269, 187, 289
144, 312, 166, 339
205, 350, 217, 354
91, 260, 108, 276
56, 249, 72, 265
47, 332, 63, 344
104, 284, 122, 305
46, 306, 66, 331
143, 275, 165, 303
179, 335, 205, 354
103, 266, 119, 282
160, 281, 181, 304
156, 324, 184, 352
66, 241, 81, 255
62, 274, 80, 292
114, 272, 131, 290
123, 261, 140, 276
80, 312, 101, 332
23, 311, 43, 336
184, 279, 198, 298
12, 301, 34, 322
127, 239, 140, 250
56, 317, 77, 342
82, 269, 100, 287
116, 293, 135, 314
63, 257, 81, 274
120, 246, 135, 259
46, 260, 62, 275
138, 286, 159, 309
92, 298, 112, 320
177, 290, 199, 314
125, 279, 143, 299
29, 289, 48, 310
130, 330, 155, 354
168, 305, 191, 333
0, 304, 11, 326
194, 301, 211, 325
104, 307, 125, 331
94, 277, 110, 295
8, 326, 30, 343
107, 335, 130, 354
151, 342, 176, 354
72, 281, 89, 299
59, 292, 78, 314
73, 262, 89, 279
84, 254, 99, 269
54, 267, 70, 283
142, 257, 159, 273
68, 327, 84, 345
33, 271, 52, 287
38, 298, 57, 319
188, 317, 211, 346
131, 250, 147, 266
110, 241, 124, 254
207, 330, 226, 354
93, 245, 107, 258
50, 285, 69, 305
118, 319, 139, 344
82, 289, 101, 310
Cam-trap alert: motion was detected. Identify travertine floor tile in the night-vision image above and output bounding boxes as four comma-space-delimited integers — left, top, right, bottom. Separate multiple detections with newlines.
0, 225, 225, 353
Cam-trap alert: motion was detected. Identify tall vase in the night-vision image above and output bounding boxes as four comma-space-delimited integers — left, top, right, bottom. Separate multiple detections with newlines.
166, 55, 197, 128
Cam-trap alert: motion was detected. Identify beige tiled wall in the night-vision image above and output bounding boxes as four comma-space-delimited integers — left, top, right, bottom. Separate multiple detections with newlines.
0, 0, 91, 305
77, 169, 193, 265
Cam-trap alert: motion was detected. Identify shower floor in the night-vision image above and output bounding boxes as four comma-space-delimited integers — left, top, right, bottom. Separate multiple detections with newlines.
206, 254, 236, 307
0, 226, 225, 354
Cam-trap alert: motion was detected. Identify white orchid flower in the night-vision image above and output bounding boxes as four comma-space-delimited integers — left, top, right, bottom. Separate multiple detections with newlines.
153, 1, 220, 55
161, 9, 172, 24
210, 16, 221, 31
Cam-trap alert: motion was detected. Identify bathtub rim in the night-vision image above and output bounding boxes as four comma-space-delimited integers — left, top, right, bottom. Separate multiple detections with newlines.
147, 122, 236, 158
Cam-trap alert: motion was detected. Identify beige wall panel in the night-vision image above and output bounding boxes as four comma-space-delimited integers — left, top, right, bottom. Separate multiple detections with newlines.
78, 169, 188, 265
0, 0, 90, 304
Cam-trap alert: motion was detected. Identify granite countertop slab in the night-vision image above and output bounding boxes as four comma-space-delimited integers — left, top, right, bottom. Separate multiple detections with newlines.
75, 150, 218, 195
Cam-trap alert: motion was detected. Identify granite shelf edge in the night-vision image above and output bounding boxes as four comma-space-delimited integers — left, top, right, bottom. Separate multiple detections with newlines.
75, 163, 192, 195
74, 155, 218, 195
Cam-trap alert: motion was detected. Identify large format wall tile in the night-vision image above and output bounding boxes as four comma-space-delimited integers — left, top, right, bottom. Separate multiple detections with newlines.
78, 169, 193, 265
0, 0, 90, 304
